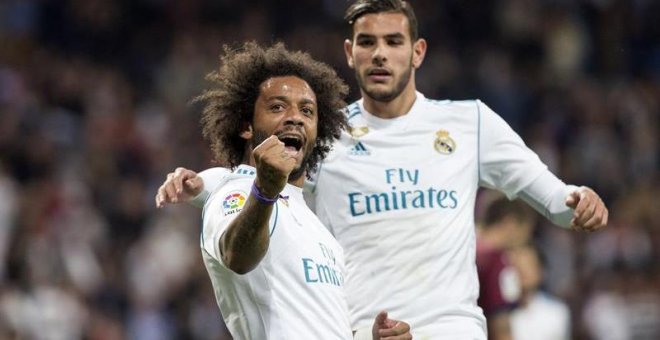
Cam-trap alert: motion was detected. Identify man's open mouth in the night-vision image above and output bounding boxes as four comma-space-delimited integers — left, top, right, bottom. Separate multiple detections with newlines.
278, 134, 304, 152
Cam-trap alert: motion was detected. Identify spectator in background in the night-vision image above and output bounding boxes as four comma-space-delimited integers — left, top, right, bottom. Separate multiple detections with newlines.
476, 197, 537, 340
509, 244, 571, 340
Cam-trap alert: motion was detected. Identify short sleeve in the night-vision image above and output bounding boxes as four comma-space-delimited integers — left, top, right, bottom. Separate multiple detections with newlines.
190, 167, 232, 208
201, 179, 276, 265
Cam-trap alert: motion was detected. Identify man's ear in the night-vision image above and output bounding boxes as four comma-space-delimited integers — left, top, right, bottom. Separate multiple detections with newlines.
239, 122, 253, 140
412, 38, 427, 69
344, 39, 355, 69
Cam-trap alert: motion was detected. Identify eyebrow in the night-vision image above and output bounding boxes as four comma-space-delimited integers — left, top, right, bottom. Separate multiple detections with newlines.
267, 95, 317, 106
355, 32, 406, 40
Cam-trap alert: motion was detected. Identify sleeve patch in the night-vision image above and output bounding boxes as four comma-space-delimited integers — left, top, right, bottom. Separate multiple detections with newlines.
222, 191, 247, 216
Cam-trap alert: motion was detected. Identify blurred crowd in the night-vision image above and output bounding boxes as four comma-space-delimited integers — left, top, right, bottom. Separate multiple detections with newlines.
0, 0, 657, 339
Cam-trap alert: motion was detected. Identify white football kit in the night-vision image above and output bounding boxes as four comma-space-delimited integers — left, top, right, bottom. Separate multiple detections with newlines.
194, 93, 578, 339
201, 165, 352, 340
310, 93, 576, 339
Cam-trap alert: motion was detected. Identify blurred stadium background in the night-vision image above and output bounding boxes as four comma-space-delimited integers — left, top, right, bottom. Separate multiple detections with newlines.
0, 0, 658, 339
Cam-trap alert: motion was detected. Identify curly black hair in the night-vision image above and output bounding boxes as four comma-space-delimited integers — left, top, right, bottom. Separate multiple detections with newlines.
196, 42, 349, 175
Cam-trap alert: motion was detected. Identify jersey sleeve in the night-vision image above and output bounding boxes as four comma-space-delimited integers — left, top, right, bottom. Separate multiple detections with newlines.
477, 100, 548, 198
200, 179, 276, 266
517, 171, 579, 228
476, 101, 578, 228
190, 167, 232, 208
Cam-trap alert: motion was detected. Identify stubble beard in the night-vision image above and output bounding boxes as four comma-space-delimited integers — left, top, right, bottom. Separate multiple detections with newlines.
357, 62, 413, 102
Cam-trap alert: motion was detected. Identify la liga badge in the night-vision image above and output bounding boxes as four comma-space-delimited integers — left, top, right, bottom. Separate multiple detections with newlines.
222, 191, 247, 216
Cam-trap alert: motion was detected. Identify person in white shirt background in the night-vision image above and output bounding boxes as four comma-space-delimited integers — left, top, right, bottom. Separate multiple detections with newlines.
509, 244, 571, 340
156, 1, 608, 339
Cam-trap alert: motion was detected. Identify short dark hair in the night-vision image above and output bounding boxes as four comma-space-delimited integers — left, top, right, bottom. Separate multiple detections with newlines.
345, 0, 419, 41
483, 197, 537, 227
196, 42, 349, 174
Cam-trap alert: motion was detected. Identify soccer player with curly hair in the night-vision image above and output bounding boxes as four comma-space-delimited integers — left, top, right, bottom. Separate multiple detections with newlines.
194, 42, 411, 340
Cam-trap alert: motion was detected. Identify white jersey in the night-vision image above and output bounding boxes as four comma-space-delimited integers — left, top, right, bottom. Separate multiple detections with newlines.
511, 292, 571, 340
201, 165, 352, 340
310, 93, 549, 339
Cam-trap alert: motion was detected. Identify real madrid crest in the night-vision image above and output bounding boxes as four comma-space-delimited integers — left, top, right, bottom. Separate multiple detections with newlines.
434, 129, 456, 155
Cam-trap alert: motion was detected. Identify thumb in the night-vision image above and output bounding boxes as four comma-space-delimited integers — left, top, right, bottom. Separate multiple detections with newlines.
375, 310, 388, 328
565, 190, 580, 209
184, 177, 203, 195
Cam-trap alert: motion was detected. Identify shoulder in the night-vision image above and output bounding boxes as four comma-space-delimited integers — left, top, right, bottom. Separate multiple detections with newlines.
205, 175, 252, 211
417, 92, 480, 108
346, 101, 361, 120
418, 96, 485, 119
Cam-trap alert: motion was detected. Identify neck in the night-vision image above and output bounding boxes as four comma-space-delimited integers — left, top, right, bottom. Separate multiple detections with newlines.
288, 173, 305, 188
361, 80, 418, 119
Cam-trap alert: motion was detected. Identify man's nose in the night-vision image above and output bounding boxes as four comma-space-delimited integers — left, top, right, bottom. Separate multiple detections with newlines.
283, 109, 305, 126
372, 43, 387, 65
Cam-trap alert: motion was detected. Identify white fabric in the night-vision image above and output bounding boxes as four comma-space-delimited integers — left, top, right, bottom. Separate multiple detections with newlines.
511, 292, 571, 340
310, 93, 569, 339
190, 167, 232, 208
201, 165, 352, 340
517, 176, 577, 228
352, 326, 372, 340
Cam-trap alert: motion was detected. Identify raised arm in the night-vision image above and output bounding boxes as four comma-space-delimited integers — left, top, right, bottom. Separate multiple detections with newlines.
220, 136, 296, 274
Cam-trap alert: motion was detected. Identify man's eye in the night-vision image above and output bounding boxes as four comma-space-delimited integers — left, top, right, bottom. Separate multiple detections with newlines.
302, 107, 314, 115
271, 104, 284, 111
357, 40, 374, 47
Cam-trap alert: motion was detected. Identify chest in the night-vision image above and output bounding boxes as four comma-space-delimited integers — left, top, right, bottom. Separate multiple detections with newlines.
265, 199, 344, 284
322, 121, 479, 193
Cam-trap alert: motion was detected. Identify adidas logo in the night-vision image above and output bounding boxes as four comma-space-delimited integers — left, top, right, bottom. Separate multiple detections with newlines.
348, 141, 370, 156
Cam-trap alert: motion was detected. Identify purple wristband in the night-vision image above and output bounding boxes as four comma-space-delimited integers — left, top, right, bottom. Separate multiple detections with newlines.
251, 183, 280, 205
